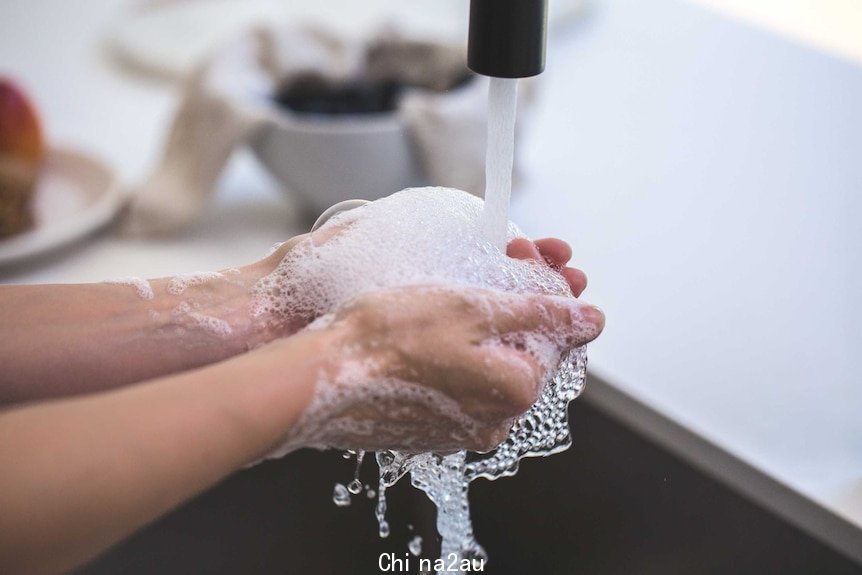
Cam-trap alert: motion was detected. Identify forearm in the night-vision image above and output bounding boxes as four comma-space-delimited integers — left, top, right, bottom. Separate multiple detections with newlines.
0, 330, 328, 575
0, 260, 287, 404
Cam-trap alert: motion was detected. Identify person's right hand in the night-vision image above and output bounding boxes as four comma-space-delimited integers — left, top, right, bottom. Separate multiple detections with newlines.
283, 284, 604, 454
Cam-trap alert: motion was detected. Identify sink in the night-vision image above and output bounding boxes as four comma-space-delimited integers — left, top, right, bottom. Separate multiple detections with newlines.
76, 386, 862, 574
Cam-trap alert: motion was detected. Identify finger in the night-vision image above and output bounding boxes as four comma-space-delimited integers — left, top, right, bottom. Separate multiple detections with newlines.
310, 209, 364, 246
506, 237, 542, 261
475, 345, 545, 415
534, 238, 572, 268
259, 234, 309, 267
483, 292, 604, 347
561, 267, 588, 297
311, 220, 345, 246
452, 344, 543, 421
279, 233, 308, 253
467, 424, 515, 454
508, 238, 586, 295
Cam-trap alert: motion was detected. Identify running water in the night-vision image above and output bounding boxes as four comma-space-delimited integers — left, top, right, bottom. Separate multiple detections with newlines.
482, 78, 519, 251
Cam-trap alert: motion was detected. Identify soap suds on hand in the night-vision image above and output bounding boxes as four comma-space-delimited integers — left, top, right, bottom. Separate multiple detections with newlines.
104, 277, 154, 300
167, 272, 224, 295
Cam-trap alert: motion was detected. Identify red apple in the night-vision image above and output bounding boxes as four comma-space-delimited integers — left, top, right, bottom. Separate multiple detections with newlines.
0, 78, 44, 164
0, 78, 43, 237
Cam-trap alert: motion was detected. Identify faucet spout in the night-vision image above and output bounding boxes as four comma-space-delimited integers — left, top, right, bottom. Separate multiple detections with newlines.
467, 0, 549, 79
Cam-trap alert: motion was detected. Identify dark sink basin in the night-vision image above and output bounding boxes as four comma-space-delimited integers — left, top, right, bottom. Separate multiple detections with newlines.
76, 384, 862, 575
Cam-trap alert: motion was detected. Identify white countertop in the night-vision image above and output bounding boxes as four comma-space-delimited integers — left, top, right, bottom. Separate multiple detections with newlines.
1, 0, 860, 562
512, 0, 862, 559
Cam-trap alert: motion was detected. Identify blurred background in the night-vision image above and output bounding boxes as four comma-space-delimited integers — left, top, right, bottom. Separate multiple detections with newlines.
1, 0, 861, 573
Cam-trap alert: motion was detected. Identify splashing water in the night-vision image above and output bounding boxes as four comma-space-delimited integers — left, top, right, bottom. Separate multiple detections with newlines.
348, 451, 364, 494
409, 535, 423, 557
327, 78, 590, 572
332, 483, 351, 507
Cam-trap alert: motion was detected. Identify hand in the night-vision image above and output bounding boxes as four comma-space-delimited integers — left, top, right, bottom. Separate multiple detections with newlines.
251, 233, 590, 333
507, 237, 588, 296
281, 284, 604, 454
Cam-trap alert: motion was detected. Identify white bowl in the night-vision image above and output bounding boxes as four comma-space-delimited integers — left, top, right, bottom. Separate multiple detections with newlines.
251, 105, 425, 217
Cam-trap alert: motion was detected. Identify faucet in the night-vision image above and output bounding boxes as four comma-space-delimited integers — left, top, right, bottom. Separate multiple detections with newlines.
467, 0, 549, 78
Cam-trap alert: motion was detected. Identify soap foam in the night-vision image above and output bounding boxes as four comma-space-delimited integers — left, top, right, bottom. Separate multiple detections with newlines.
252, 187, 571, 324
186, 311, 233, 338
170, 300, 233, 339
268, 365, 484, 459
104, 277, 154, 300
252, 187, 590, 569
167, 272, 224, 295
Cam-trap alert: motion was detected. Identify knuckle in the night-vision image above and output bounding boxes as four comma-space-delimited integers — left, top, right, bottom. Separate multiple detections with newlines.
497, 362, 542, 416
469, 425, 511, 453
509, 382, 540, 415
489, 377, 539, 419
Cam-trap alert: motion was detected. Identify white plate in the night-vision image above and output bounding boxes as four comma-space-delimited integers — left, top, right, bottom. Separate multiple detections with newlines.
0, 148, 124, 266
108, 0, 588, 80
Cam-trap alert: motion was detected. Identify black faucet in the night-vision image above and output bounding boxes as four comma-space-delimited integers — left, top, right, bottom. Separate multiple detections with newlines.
467, 0, 549, 78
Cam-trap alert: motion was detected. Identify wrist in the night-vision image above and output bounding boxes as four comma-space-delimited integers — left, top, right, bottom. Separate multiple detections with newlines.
209, 321, 350, 460
241, 233, 315, 331
142, 236, 309, 372
143, 266, 271, 362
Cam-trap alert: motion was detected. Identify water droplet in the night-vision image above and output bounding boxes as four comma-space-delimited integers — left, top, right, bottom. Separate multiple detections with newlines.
332, 483, 351, 507
378, 521, 390, 538
408, 535, 423, 556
